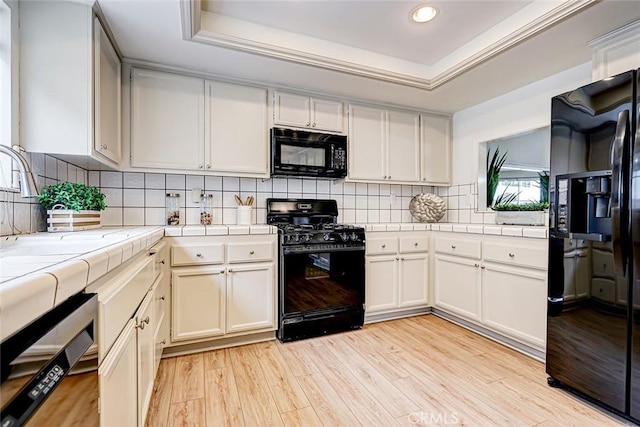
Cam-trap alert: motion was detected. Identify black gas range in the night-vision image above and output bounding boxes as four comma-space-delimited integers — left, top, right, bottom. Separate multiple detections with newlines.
267, 199, 365, 342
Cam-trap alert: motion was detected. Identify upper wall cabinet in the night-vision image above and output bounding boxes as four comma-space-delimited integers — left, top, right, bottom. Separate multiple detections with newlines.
273, 91, 344, 133
348, 104, 448, 185
130, 68, 269, 177
131, 69, 205, 170
20, 3, 121, 169
421, 114, 452, 184
590, 21, 640, 81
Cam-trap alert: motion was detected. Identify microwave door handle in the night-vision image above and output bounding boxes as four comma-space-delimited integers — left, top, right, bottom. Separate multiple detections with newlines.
611, 109, 629, 277
330, 144, 335, 169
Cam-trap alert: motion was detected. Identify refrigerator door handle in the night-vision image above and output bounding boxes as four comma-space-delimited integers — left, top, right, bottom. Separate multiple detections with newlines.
610, 109, 629, 277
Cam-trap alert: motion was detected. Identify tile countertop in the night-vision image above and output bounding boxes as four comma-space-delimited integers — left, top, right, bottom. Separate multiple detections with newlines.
0, 226, 165, 341
359, 223, 548, 239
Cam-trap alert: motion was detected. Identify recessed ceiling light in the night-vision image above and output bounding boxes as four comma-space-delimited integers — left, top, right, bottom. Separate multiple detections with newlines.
411, 5, 437, 23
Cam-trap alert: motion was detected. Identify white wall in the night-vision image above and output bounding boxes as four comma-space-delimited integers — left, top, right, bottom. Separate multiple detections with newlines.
451, 61, 593, 185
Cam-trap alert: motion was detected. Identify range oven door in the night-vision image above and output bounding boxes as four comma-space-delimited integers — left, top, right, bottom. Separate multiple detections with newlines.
1, 292, 98, 426
279, 246, 365, 341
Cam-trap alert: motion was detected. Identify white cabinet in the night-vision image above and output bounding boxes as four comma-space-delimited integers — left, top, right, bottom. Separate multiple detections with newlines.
169, 235, 277, 343
226, 263, 276, 333
131, 68, 205, 170
420, 114, 452, 184
349, 104, 446, 184
20, 3, 122, 168
274, 91, 344, 133
172, 267, 226, 341
481, 262, 547, 349
591, 21, 640, 80
365, 232, 429, 318
434, 254, 482, 321
206, 81, 269, 175
99, 320, 138, 427
433, 233, 548, 351
563, 249, 590, 300
136, 291, 155, 427
348, 104, 386, 181
130, 69, 270, 177
94, 17, 121, 164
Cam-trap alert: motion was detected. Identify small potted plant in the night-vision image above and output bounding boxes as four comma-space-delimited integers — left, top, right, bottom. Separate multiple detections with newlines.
493, 201, 549, 226
38, 182, 106, 232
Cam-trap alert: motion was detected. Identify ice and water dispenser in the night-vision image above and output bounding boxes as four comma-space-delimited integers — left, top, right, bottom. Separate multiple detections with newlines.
555, 170, 612, 240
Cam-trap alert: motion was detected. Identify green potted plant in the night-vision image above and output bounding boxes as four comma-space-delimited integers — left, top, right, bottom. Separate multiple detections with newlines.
487, 147, 508, 207
38, 182, 106, 232
493, 201, 549, 225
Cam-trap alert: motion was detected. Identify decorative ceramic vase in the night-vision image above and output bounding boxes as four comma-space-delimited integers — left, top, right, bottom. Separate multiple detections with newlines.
409, 193, 446, 223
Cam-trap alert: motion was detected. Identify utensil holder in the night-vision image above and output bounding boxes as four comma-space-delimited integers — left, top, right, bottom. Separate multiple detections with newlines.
237, 206, 252, 225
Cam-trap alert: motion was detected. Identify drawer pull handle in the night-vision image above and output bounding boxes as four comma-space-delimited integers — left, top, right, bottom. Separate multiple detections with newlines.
508, 253, 515, 257
196, 253, 202, 257
160, 339, 166, 345
160, 295, 166, 301
136, 322, 145, 330
382, 244, 386, 248
451, 245, 456, 249
250, 250, 255, 255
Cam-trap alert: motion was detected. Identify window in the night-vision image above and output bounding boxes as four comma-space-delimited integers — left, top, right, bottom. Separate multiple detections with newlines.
495, 176, 545, 205
0, 0, 16, 189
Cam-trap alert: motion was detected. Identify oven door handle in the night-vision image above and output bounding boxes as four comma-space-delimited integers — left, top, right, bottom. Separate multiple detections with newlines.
283, 245, 365, 255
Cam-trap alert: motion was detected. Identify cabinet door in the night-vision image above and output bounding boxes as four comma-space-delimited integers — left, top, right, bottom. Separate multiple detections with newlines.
93, 18, 121, 164
365, 256, 398, 313
274, 92, 310, 128
348, 104, 386, 180
387, 110, 420, 183
481, 263, 547, 349
99, 320, 137, 427
131, 69, 204, 169
172, 267, 226, 341
420, 114, 451, 184
434, 255, 481, 321
398, 254, 429, 308
206, 81, 269, 175
136, 291, 155, 427
311, 97, 344, 133
575, 251, 590, 299
226, 263, 276, 333
563, 254, 577, 300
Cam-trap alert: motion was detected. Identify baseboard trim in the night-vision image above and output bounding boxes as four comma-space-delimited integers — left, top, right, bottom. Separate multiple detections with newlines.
161, 331, 276, 358
432, 309, 545, 362
364, 307, 432, 324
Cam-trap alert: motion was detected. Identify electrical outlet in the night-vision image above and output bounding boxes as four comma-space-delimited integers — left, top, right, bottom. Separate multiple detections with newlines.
191, 188, 203, 203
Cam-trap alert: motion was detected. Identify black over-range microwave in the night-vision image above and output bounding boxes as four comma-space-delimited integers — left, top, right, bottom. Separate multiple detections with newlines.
271, 127, 347, 178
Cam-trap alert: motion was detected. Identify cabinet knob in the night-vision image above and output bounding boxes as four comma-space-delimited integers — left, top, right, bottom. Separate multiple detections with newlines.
198, 164, 203, 169
381, 244, 386, 248
250, 250, 255, 255
136, 322, 145, 330
100, 144, 108, 150
400, 257, 404, 261
388, 176, 391, 179
481, 266, 486, 269
474, 263, 479, 267
196, 253, 202, 257
451, 245, 456, 249
508, 252, 515, 257
220, 270, 225, 274
414, 242, 418, 247
143, 316, 150, 324
306, 122, 310, 126
396, 257, 399, 260
206, 164, 211, 169
383, 175, 387, 179
160, 295, 165, 301
160, 339, 166, 345
160, 259, 165, 264
312, 123, 316, 127
228, 269, 233, 273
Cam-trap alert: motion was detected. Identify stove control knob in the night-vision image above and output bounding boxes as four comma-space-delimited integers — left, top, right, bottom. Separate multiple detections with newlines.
322, 233, 331, 241
340, 233, 349, 242
303, 234, 311, 242
293, 234, 300, 243
350, 232, 359, 241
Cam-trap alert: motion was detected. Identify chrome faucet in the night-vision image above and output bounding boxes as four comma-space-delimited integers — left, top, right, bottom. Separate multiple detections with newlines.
0, 145, 39, 198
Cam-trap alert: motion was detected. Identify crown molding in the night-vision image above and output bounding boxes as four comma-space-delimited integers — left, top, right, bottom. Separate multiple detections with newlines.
182, 0, 596, 91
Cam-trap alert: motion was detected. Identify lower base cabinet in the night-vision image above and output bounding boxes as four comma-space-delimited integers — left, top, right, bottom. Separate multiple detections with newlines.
433, 255, 482, 322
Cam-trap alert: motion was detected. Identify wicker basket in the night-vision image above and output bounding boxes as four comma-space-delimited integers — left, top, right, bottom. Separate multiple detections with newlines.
47, 209, 102, 232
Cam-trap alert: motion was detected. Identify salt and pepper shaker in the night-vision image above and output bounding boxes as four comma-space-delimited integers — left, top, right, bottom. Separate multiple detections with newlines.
200, 194, 214, 225
166, 193, 181, 225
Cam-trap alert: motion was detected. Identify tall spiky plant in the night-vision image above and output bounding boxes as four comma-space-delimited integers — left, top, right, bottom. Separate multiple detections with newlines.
487, 148, 508, 207
538, 171, 549, 203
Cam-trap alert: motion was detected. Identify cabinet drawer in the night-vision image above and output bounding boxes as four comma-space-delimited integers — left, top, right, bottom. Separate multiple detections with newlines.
399, 236, 429, 253
434, 237, 480, 259
366, 237, 398, 255
483, 242, 546, 270
592, 248, 614, 278
171, 243, 225, 266
227, 241, 274, 263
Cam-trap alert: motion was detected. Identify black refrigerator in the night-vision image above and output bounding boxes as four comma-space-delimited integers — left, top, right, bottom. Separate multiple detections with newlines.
547, 68, 640, 423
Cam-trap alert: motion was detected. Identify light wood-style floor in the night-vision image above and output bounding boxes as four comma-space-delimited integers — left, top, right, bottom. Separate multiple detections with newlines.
146, 315, 626, 426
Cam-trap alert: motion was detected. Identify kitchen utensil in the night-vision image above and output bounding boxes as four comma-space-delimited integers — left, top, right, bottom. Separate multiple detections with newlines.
235, 195, 244, 206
